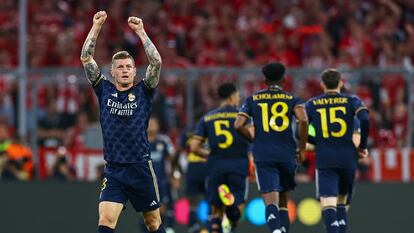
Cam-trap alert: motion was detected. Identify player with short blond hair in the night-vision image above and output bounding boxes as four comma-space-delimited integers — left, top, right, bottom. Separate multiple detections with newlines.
80, 11, 165, 233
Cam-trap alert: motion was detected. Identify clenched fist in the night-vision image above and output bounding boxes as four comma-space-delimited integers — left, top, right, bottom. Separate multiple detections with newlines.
93, 11, 107, 26
128, 17, 144, 32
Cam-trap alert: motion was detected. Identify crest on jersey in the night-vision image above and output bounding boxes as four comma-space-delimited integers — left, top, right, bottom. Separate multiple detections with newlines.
128, 93, 136, 101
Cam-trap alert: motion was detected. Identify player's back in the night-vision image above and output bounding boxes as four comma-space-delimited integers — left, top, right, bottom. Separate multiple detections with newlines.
194, 105, 250, 175
239, 88, 302, 163
305, 92, 367, 169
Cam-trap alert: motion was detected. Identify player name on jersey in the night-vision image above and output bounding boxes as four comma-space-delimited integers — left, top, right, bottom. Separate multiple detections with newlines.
107, 99, 137, 116
204, 112, 238, 122
252, 93, 293, 101
312, 97, 348, 105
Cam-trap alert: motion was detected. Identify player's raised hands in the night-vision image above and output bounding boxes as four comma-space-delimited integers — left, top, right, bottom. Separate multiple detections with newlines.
128, 17, 144, 32
93, 11, 107, 26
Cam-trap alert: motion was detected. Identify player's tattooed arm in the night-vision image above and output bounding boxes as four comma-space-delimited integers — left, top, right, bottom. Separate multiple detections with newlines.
80, 11, 107, 84
128, 17, 162, 88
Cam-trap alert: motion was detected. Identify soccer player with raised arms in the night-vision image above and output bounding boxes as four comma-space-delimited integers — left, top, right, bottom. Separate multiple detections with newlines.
80, 11, 165, 233
305, 69, 370, 233
190, 83, 251, 233
235, 63, 309, 233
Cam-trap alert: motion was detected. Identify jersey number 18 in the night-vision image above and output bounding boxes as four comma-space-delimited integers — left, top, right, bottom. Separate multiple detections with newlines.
258, 102, 290, 132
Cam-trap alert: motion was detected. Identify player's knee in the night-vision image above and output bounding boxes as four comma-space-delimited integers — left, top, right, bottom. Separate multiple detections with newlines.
337, 194, 347, 205
262, 192, 279, 206
320, 197, 337, 209
98, 213, 118, 228
144, 215, 162, 232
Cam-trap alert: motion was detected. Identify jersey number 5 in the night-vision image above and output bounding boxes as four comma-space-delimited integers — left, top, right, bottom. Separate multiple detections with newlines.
316, 106, 347, 138
258, 102, 289, 132
214, 120, 234, 149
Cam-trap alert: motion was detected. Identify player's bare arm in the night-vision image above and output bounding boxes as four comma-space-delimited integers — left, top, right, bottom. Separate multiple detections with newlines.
80, 11, 107, 84
234, 115, 253, 143
294, 106, 309, 163
189, 137, 210, 158
128, 17, 162, 88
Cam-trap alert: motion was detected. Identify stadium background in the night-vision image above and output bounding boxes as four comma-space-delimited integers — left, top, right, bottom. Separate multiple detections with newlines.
1, 0, 414, 232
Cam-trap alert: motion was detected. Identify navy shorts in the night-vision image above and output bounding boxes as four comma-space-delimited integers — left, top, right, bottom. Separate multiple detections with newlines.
255, 162, 296, 193
186, 162, 208, 196
206, 172, 248, 206
316, 168, 355, 198
99, 161, 161, 212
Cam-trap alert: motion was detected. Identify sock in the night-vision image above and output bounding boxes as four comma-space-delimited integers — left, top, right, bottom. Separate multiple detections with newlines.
337, 204, 347, 233
209, 217, 223, 233
279, 208, 290, 233
98, 225, 114, 233
225, 204, 241, 223
149, 224, 166, 233
265, 204, 281, 233
322, 207, 339, 233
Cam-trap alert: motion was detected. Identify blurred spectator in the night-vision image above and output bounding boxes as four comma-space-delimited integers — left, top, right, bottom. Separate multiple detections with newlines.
37, 100, 65, 147
64, 112, 88, 149
1, 133, 33, 180
50, 146, 76, 181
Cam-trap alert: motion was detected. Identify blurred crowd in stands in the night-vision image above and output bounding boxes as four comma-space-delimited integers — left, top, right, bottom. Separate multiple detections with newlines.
0, 0, 413, 181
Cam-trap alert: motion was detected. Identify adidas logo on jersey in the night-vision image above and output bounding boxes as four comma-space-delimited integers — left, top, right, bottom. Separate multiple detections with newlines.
150, 200, 157, 206
111, 92, 118, 97
267, 214, 276, 222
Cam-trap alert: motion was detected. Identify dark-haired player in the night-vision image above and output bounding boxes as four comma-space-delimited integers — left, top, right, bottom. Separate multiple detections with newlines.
190, 83, 251, 233
305, 69, 369, 233
235, 63, 308, 233
80, 11, 165, 233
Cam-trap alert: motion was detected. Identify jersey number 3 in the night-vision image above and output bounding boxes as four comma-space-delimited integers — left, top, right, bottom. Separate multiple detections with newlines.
316, 106, 347, 138
214, 120, 234, 149
258, 102, 289, 132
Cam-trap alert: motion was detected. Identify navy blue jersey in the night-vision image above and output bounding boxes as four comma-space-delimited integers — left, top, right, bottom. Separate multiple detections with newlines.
194, 105, 249, 176
149, 135, 175, 179
305, 92, 368, 169
239, 88, 303, 163
93, 78, 155, 163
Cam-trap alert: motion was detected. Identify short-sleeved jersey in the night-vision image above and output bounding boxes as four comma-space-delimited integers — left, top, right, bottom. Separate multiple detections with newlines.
149, 135, 175, 179
93, 77, 155, 163
239, 88, 303, 163
305, 92, 368, 169
193, 105, 249, 176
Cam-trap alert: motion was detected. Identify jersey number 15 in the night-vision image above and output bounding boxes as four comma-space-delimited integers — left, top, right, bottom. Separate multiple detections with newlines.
316, 106, 347, 138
